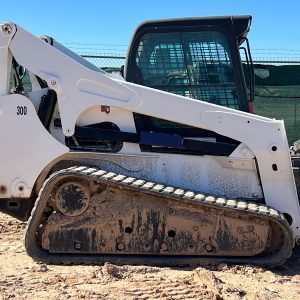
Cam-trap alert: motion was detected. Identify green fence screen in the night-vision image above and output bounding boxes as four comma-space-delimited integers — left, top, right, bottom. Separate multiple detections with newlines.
245, 64, 300, 145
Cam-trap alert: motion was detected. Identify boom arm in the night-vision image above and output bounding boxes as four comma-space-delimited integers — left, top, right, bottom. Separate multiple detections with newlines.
1, 22, 300, 239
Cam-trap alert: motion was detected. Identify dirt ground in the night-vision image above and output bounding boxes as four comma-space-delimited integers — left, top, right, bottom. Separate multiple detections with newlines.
1, 213, 300, 300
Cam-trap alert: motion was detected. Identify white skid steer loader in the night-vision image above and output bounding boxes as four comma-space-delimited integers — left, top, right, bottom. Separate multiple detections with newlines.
0, 18, 299, 267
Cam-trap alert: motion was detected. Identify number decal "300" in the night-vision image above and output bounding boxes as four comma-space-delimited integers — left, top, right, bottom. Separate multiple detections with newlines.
16, 106, 27, 115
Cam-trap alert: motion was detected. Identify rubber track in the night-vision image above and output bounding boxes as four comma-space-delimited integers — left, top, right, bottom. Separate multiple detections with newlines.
24, 166, 294, 268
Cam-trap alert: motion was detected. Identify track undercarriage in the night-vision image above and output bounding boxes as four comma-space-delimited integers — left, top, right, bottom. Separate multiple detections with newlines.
24, 166, 294, 268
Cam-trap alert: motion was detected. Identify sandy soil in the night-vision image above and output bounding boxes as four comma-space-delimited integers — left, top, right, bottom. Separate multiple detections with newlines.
1, 212, 300, 300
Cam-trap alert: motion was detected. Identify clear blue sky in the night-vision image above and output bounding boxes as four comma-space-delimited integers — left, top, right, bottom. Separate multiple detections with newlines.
1, 0, 300, 56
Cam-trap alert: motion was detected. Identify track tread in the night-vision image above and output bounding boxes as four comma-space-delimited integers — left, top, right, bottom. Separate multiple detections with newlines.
24, 165, 294, 268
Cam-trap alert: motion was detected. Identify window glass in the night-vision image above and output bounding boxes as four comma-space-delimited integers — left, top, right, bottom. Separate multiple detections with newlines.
136, 31, 239, 110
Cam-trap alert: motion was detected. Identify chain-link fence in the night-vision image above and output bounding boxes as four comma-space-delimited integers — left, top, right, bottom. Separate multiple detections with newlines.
79, 48, 300, 69
81, 54, 125, 69
249, 62, 300, 145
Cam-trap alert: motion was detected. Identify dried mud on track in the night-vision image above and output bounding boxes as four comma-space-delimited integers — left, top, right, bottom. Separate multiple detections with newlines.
1, 213, 300, 300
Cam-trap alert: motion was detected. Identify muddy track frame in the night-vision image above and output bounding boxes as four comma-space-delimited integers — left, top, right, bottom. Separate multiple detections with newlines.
24, 166, 294, 268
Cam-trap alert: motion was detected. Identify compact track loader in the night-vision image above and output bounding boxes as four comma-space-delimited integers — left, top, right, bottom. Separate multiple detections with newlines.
0, 17, 300, 268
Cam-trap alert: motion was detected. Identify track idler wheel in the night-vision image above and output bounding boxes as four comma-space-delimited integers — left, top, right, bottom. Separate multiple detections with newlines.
54, 181, 90, 217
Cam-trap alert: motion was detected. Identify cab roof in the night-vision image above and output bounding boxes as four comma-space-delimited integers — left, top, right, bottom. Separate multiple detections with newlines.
133, 15, 252, 45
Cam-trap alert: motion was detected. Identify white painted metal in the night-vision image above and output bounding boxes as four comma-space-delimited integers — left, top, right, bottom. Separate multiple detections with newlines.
0, 94, 68, 198
46, 37, 124, 80
0, 22, 15, 96
46, 37, 106, 74
0, 22, 300, 239
63, 150, 263, 200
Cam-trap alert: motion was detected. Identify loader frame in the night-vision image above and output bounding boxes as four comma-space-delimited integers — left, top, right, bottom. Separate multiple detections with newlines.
0, 21, 300, 241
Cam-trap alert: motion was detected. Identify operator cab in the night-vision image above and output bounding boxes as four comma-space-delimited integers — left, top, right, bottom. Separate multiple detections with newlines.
124, 16, 254, 154
125, 16, 253, 112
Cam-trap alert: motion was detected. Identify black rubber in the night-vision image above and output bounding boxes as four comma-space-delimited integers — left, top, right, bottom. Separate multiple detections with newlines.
24, 166, 294, 268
